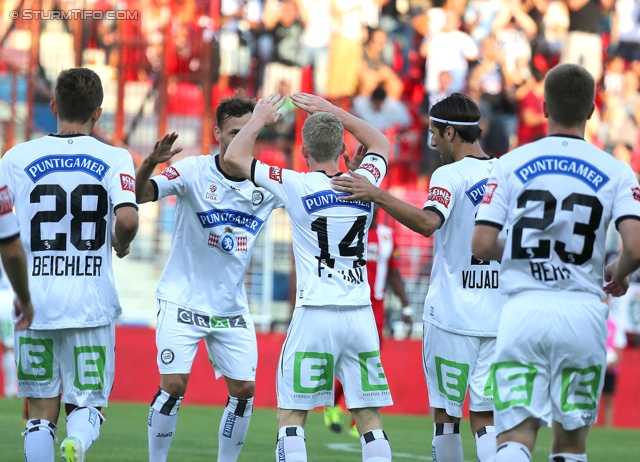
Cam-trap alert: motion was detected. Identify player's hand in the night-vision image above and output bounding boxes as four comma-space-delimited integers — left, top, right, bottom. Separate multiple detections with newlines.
14, 297, 34, 331
402, 306, 413, 339
291, 92, 335, 115
603, 260, 629, 297
254, 94, 286, 126
343, 145, 367, 171
331, 171, 380, 202
148, 132, 183, 165
112, 232, 130, 259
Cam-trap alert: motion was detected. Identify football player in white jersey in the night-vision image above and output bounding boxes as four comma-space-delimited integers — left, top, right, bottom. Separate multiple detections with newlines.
0, 68, 139, 462
333, 93, 507, 462
136, 93, 282, 462
226, 93, 393, 462
472, 63, 640, 462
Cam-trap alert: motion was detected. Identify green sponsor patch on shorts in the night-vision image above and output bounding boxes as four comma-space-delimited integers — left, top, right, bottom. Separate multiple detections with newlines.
74, 346, 107, 391
359, 350, 389, 391
293, 352, 334, 393
435, 356, 469, 403
18, 337, 54, 381
492, 361, 537, 411
561, 365, 602, 412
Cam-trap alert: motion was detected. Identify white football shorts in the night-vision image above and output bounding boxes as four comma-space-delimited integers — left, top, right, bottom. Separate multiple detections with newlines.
423, 321, 496, 417
277, 305, 393, 411
493, 290, 607, 433
15, 324, 115, 407
155, 300, 257, 381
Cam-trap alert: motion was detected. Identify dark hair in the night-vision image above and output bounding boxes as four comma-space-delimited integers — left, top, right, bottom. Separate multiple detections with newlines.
372, 85, 387, 102
544, 64, 595, 127
429, 92, 482, 143
54, 68, 103, 123
215, 89, 256, 128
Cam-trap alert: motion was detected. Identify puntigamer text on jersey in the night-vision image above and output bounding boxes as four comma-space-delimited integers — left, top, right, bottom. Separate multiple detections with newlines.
196, 208, 265, 235
515, 156, 610, 192
25, 155, 110, 182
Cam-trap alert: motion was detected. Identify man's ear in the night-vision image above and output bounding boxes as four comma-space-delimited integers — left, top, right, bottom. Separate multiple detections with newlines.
50, 100, 58, 117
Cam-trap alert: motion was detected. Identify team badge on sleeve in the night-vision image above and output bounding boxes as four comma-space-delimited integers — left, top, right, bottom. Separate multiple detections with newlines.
252, 190, 264, 205
161, 166, 180, 180
481, 183, 498, 204
208, 228, 247, 254
427, 187, 451, 208
0, 186, 13, 215
120, 173, 136, 192
359, 163, 381, 182
632, 187, 640, 202
269, 166, 283, 184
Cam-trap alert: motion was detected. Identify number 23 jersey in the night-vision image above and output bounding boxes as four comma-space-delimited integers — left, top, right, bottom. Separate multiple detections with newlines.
0, 134, 137, 329
476, 135, 640, 298
251, 154, 387, 307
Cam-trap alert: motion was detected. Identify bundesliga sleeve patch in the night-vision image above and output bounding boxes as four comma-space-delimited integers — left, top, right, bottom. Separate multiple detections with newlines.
482, 183, 498, 204
427, 186, 451, 208
0, 186, 13, 215
359, 162, 381, 182
269, 166, 283, 184
120, 173, 136, 192
161, 166, 180, 180
632, 187, 640, 202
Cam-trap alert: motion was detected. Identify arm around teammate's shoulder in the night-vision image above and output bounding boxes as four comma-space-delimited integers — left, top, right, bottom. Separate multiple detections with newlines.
136, 132, 182, 204
113, 205, 138, 258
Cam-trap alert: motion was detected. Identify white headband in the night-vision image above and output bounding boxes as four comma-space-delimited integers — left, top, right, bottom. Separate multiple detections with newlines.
429, 116, 479, 126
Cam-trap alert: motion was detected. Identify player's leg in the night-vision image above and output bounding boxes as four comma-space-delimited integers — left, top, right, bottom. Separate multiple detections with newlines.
276, 408, 309, 462
206, 313, 258, 462
339, 305, 392, 461
495, 417, 540, 462
470, 411, 496, 462
148, 300, 200, 462
16, 328, 62, 461
58, 324, 115, 462
548, 421, 589, 461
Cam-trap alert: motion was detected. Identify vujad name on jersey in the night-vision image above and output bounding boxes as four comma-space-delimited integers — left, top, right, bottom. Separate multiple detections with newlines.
302, 190, 372, 214
196, 208, 264, 235
516, 156, 610, 192
25, 155, 110, 182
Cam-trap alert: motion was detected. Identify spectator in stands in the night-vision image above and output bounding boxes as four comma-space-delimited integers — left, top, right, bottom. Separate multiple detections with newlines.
562, 0, 613, 81
296, 0, 332, 95
601, 69, 640, 154
352, 85, 412, 132
327, 0, 367, 98
612, 0, 640, 75
359, 28, 404, 99
262, 0, 304, 96
463, 0, 503, 47
421, 9, 478, 101
515, 54, 548, 147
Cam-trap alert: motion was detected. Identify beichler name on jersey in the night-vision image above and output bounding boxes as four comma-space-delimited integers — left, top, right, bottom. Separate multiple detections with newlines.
32, 255, 103, 277
515, 156, 610, 192
24, 154, 110, 183
302, 190, 372, 214
196, 208, 265, 235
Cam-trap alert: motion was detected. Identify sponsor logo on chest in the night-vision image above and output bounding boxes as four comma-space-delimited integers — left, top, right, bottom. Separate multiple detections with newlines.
208, 227, 248, 254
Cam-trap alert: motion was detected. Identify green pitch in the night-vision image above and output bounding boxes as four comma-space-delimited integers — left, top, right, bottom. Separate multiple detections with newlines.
1, 398, 639, 461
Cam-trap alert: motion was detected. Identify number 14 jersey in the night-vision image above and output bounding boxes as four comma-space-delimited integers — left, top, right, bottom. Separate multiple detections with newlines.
476, 135, 640, 298
0, 134, 137, 329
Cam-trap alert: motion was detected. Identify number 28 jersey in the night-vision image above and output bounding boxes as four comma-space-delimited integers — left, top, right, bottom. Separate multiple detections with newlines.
0, 134, 138, 329
476, 135, 640, 298
251, 154, 388, 307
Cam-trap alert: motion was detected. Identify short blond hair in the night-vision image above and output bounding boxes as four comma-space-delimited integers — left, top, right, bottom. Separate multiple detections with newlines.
302, 112, 344, 163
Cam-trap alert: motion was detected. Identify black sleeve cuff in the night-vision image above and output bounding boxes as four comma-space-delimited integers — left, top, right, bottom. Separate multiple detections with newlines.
0, 232, 20, 244
150, 179, 159, 202
361, 153, 388, 172
251, 159, 258, 184
114, 202, 139, 212
615, 215, 640, 230
475, 220, 503, 231
423, 205, 445, 228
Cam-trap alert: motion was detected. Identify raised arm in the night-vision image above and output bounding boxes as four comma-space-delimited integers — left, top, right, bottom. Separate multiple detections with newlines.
136, 132, 182, 204
291, 93, 391, 163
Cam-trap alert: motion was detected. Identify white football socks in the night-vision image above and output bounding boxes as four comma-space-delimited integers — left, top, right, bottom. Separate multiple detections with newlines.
432, 422, 463, 462
275, 425, 307, 462
148, 388, 182, 462
217, 395, 253, 462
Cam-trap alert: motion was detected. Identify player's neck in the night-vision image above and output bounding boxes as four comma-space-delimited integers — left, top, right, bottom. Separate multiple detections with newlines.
453, 141, 487, 162
56, 121, 92, 136
546, 120, 586, 139
308, 159, 341, 176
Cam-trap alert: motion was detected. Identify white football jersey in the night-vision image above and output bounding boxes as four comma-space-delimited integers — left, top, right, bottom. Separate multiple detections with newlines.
423, 157, 507, 336
476, 135, 640, 298
251, 154, 388, 307
0, 134, 138, 329
151, 154, 282, 317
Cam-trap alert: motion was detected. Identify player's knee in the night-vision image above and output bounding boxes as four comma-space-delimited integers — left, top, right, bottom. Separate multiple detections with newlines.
228, 380, 255, 399
150, 387, 183, 416
160, 375, 188, 396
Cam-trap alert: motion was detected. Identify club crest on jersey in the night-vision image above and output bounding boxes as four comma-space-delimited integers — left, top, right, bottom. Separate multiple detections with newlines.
269, 166, 283, 184
0, 186, 13, 215
24, 154, 109, 183
302, 190, 372, 214
482, 183, 498, 204
427, 187, 451, 208
515, 156, 610, 192
196, 208, 264, 235
465, 178, 488, 206
632, 187, 640, 202
208, 228, 247, 254
161, 166, 180, 180
252, 190, 264, 205
205, 183, 218, 201
120, 173, 135, 192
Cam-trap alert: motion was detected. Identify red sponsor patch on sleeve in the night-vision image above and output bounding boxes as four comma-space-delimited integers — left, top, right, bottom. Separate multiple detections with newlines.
482, 183, 498, 204
269, 166, 283, 184
0, 186, 13, 215
427, 186, 452, 208
359, 163, 381, 182
160, 166, 180, 180
120, 173, 136, 192
632, 186, 640, 202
